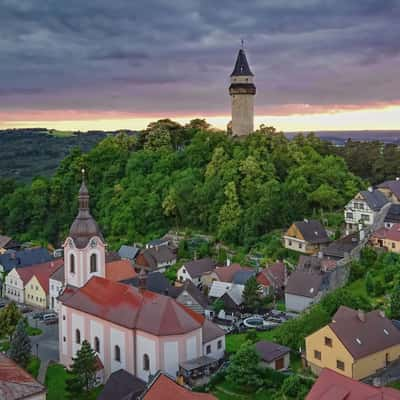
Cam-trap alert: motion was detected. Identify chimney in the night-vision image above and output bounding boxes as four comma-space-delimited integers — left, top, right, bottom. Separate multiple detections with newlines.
368, 186, 373, 193
226, 258, 231, 267
138, 268, 147, 293
358, 309, 365, 322
304, 218, 309, 223
379, 310, 385, 318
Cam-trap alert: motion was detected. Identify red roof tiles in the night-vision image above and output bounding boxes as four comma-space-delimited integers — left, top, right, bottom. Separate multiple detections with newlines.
143, 374, 217, 400
61, 277, 204, 335
306, 368, 400, 400
373, 223, 400, 242
105, 260, 137, 282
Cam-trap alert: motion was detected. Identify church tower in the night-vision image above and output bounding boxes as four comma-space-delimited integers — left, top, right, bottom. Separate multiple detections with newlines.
63, 170, 106, 288
229, 46, 256, 136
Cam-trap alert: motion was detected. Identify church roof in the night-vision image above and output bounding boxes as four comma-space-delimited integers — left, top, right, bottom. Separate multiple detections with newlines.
231, 49, 253, 76
60, 276, 204, 336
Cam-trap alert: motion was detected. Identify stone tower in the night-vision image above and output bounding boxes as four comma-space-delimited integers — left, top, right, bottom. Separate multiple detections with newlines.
63, 170, 106, 288
229, 47, 256, 136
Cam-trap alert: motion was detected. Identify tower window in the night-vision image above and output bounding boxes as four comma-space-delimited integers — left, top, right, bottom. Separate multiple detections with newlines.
94, 337, 100, 353
70, 254, 75, 274
75, 329, 81, 344
143, 354, 150, 371
90, 254, 97, 273
115, 345, 121, 362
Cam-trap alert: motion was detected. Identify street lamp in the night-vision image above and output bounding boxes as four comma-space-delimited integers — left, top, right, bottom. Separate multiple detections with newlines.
36, 343, 39, 358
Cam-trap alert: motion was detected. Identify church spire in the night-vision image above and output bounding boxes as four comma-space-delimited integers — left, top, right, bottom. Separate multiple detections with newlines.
78, 169, 90, 213
231, 47, 253, 77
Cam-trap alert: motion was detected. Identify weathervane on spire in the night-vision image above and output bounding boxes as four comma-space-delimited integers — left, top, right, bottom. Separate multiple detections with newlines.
81, 168, 86, 183
241, 39, 245, 49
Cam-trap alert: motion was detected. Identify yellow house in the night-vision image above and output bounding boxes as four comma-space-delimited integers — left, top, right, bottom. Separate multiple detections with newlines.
25, 275, 48, 309
283, 220, 330, 255
305, 306, 400, 380
370, 223, 400, 254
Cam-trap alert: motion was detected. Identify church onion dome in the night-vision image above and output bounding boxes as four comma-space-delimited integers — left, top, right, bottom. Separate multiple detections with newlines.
69, 173, 104, 249
231, 48, 254, 77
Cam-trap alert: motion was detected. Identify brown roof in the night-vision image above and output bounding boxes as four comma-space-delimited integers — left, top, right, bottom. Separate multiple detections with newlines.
143, 373, 217, 400
255, 340, 290, 363
323, 233, 359, 260
293, 220, 330, 244
0, 353, 46, 400
285, 270, 323, 298
306, 368, 400, 400
329, 306, 400, 360
137, 246, 175, 270
262, 261, 286, 289
372, 223, 400, 242
171, 280, 209, 309
0, 235, 12, 249
184, 258, 216, 278
378, 180, 400, 200
214, 263, 243, 282
49, 264, 65, 283
202, 319, 225, 344
105, 260, 137, 282
60, 276, 204, 336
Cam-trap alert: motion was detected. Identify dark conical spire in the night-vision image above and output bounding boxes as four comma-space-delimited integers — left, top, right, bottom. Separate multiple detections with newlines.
231, 48, 253, 77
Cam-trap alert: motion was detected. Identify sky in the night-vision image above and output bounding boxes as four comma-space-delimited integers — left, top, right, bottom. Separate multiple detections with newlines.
1, 0, 400, 132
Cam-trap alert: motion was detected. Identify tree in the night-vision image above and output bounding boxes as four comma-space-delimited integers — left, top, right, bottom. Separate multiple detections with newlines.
226, 341, 263, 389
9, 319, 31, 368
279, 375, 311, 399
212, 299, 224, 314
365, 271, 374, 293
0, 302, 22, 340
66, 340, 98, 398
391, 286, 400, 319
242, 276, 262, 312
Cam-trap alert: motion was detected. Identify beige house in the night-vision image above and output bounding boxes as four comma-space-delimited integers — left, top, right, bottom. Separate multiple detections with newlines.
25, 275, 48, 309
305, 306, 400, 380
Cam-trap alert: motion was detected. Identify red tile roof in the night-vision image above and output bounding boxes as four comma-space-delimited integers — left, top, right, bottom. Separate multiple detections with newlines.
372, 223, 400, 242
61, 276, 204, 335
105, 260, 137, 282
143, 374, 217, 400
0, 353, 45, 400
306, 368, 400, 400
256, 271, 271, 287
17, 259, 63, 294
214, 263, 243, 283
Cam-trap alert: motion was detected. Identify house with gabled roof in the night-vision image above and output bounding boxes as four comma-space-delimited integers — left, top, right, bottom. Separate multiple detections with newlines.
283, 220, 330, 255
135, 246, 176, 273
384, 203, 400, 229
256, 261, 287, 297
177, 258, 216, 286
305, 306, 400, 380
370, 223, 400, 253
0, 235, 19, 255
0, 247, 53, 274
170, 279, 210, 315
378, 179, 400, 204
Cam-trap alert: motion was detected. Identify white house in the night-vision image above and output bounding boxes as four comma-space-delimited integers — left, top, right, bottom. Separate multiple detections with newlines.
49, 265, 65, 312
4, 268, 25, 303
177, 258, 216, 286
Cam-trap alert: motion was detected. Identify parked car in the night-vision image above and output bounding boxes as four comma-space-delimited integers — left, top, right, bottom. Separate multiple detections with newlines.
44, 317, 58, 325
43, 313, 58, 325
19, 305, 33, 314
33, 311, 46, 320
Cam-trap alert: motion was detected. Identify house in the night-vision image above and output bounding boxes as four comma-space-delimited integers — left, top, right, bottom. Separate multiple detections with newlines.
49, 264, 65, 312
256, 261, 287, 297
344, 188, 389, 233
140, 372, 217, 400
123, 271, 173, 295
59, 178, 225, 383
202, 263, 243, 288
98, 369, 146, 400
283, 220, 330, 254
285, 270, 326, 312
323, 232, 361, 261
384, 203, 400, 229
0, 247, 53, 274
305, 306, 400, 380
105, 259, 137, 282
118, 244, 140, 261
170, 280, 210, 315
0, 353, 46, 400
202, 319, 226, 360
370, 223, 400, 253
0, 235, 19, 254
4, 259, 63, 304
255, 340, 291, 371
146, 238, 170, 249
306, 368, 400, 400
378, 179, 400, 203
135, 246, 176, 273
177, 258, 216, 285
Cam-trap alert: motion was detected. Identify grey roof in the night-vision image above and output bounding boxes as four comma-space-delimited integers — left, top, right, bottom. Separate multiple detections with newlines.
255, 340, 290, 363
0, 248, 52, 273
123, 271, 172, 295
359, 189, 388, 211
97, 369, 146, 400
293, 220, 330, 244
231, 49, 253, 76
202, 319, 225, 344
285, 270, 324, 298
147, 238, 169, 247
141, 246, 175, 269
323, 233, 359, 260
180, 356, 218, 371
118, 245, 140, 260
385, 204, 400, 224
172, 279, 209, 309
378, 180, 400, 200
49, 264, 65, 283
0, 235, 12, 249
232, 269, 256, 285
183, 258, 216, 278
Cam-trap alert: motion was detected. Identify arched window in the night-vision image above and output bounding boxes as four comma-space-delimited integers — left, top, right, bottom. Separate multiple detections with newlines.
90, 254, 97, 273
143, 354, 150, 371
94, 337, 100, 353
75, 329, 81, 344
114, 345, 121, 362
70, 254, 75, 273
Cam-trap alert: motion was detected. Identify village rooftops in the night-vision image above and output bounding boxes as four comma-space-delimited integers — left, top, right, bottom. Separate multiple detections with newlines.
170, 279, 209, 309
136, 246, 175, 270
385, 204, 400, 224
285, 269, 325, 299
183, 257, 216, 278
105, 259, 137, 282
373, 224, 400, 242
329, 306, 400, 360
358, 188, 389, 211
291, 220, 330, 244
59, 276, 204, 335
323, 233, 360, 260
118, 244, 140, 260
49, 263, 65, 283
123, 271, 172, 295
306, 368, 400, 400
0, 247, 53, 273
0, 353, 46, 400
202, 319, 225, 344
378, 180, 400, 201
255, 340, 291, 363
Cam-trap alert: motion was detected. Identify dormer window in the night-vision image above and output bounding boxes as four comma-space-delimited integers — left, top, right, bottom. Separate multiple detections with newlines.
384, 329, 389, 336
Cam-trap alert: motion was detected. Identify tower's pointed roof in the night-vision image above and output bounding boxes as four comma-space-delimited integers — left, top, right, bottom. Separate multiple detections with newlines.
231, 48, 253, 77
69, 170, 104, 249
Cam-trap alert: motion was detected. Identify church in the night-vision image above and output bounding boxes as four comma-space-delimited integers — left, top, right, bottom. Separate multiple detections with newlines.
58, 174, 225, 382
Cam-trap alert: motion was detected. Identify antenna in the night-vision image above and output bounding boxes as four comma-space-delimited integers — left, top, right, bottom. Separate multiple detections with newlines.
241, 39, 245, 49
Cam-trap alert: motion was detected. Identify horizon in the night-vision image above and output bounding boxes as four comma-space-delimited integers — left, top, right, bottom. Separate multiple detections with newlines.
1, 1, 400, 131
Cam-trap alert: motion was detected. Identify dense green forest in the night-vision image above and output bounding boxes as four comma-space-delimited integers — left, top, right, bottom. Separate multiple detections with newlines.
0, 119, 369, 250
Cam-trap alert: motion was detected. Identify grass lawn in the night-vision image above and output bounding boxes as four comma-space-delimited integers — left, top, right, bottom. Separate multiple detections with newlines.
226, 330, 276, 354
26, 356, 41, 378
212, 380, 272, 400
45, 363, 102, 400
388, 380, 400, 390
26, 325, 42, 336
0, 339, 10, 352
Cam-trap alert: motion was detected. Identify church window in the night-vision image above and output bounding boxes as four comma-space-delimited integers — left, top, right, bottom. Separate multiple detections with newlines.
75, 329, 81, 344
90, 254, 97, 273
115, 345, 121, 362
143, 354, 150, 371
94, 337, 100, 353
70, 254, 75, 273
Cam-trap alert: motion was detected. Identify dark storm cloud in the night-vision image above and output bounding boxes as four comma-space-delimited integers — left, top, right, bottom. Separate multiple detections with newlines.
1, 0, 400, 114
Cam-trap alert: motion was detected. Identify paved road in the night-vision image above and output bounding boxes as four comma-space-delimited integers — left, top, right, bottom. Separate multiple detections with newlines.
28, 314, 59, 363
